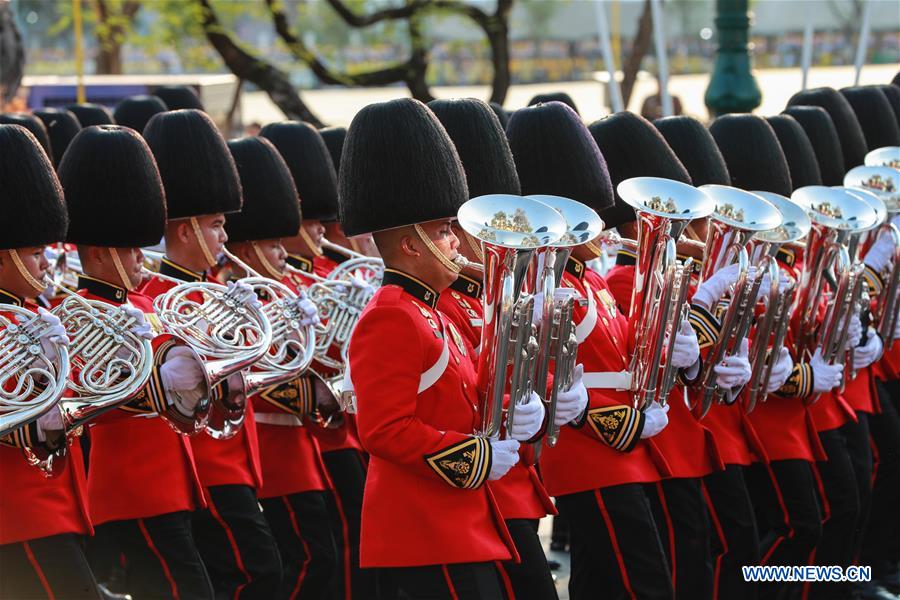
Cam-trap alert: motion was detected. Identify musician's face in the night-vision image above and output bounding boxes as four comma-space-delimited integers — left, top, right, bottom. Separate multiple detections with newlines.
0, 246, 49, 298
302, 220, 325, 250
115, 247, 145, 290
197, 214, 228, 258
253, 239, 287, 277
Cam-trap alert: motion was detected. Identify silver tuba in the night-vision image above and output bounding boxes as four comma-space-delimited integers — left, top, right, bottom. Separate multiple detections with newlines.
524, 195, 604, 446
617, 177, 715, 410
457, 194, 567, 439
864, 146, 900, 169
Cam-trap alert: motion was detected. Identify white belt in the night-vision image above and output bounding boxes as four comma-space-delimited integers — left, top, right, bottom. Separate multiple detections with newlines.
254, 412, 303, 427
582, 370, 633, 391
574, 282, 598, 343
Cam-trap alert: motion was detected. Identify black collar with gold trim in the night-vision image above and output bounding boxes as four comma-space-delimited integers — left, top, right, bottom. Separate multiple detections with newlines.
77, 275, 128, 304
382, 268, 439, 309
775, 247, 797, 268
615, 249, 637, 267
159, 257, 205, 283
564, 256, 586, 281
0, 287, 24, 306
450, 273, 482, 299
322, 247, 349, 265
287, 254, 314, 274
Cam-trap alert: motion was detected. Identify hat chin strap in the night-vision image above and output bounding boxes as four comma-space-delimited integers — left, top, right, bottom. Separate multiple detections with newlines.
414, 224, 461, 274
298, 227, 323, 258
190, 217, 218, 268
108, 248, 136, 291
251, 242, 285, 280
9, 249, 47, 294
584, 240, 603, 258
463, 231, 484, 263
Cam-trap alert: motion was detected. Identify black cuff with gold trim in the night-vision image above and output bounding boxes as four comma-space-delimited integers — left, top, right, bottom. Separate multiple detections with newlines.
689, 304, 722, 351
677, 356, 703, 386
257, 375, 316, 417
773, 362, 814, 399
585, 405, 645, 452
424, 436, 492, 489
861, 265, 885, 297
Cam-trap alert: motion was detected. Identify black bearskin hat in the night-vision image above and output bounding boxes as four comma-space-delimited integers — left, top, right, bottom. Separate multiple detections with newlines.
318, 126, 346, 173
782, 106, 845, 186
0, 125, 66, 250
224, 137, 301, 243
66, 103, 115, 127
892, 71, 900, 87
654, 115, 730, 186
877, 84, 900, 126
143, 109, 242, 220
59, 126, 166, 248
260, 121, 338, 222
840, 86, 900, 150
428, 98, 521, 198
506, 102, 612, 217
709, 114, 792, 196
765, 115, 822, 190
489, 102, 509, 130
152, 85, 204, 111
339, 98, 468, 236
113, 95, 168, 134
528, 92, 580, 115
787, 87, 868, 171
587, 111, 689, 227
33, 108, 81, 167
0, 112, 51, 156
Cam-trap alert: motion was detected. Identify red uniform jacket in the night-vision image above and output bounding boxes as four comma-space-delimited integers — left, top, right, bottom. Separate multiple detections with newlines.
349, 269, 516, 568
540, 257, 668, 497
139, 259, 262, 495
605, 253, 724, 478
0, 290, 93, 543
437, 273, 556, 521
73, 275, 206, 524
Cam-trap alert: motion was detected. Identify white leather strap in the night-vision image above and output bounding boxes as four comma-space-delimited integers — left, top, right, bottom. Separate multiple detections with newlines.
255, 412, 303, 427
583, 370, 633, 391
418, 330, 450, 393
575, 281, 598, 344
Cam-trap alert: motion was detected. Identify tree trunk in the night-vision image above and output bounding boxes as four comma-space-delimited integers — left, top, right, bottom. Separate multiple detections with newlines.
95, 40, 123, 74
621, 0, 654, 108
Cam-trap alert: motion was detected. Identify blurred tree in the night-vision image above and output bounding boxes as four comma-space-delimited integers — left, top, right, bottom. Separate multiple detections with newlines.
1, 0, 25, 105
92, 0, 142, 74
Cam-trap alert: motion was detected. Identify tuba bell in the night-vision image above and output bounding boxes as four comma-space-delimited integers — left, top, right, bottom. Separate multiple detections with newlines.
864, 146, 900, 169
457, 194, 567, 439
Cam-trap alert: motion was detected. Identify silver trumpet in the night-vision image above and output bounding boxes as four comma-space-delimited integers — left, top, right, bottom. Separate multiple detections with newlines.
695, 185, 782, 417
744, 192, 811, 412
457, 194, 567, 439
791, 186, 880, 402
617, 177, 715, 410
524, 195, 604, 447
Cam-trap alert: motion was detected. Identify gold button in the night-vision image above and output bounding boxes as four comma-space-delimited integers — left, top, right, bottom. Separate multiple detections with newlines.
612, 336, 618, 344
454, 356, 460, 365
462, 383, 467, 390
602, 317, 609, 326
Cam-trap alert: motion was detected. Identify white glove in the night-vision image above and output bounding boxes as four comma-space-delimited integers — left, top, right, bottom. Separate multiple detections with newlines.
159, 346, 207, 416
864, 229, 896, 273
226, 280, 263, 310
506, 392, 545, 441
292, 292, 319, 327
852, 328, 883, 371
121, 304, 153, 340
757, 271, 792, 302
554, 363, 589, 426
532, 288, 578, 327
670, 319, 700, 369
640, 401, 670, 438
693, 263, 741, 310
714, 339, 752, 389
845, 313, 862, 350
22, 308, 68, 366
36, 407, 65, 436
766, 347, 794, 393
488, 438, 521, 480
348, 274, 373, 292
811, 347, 844, 393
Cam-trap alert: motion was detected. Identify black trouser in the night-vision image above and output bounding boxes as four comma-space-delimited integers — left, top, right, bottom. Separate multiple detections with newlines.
498, 519, 558, 600
808, 429, 861, 600
645, 478, 713, 600
550, 511, 569, 550
261, 490, 338, 600
380, 561, 508, 600
556, 484, 673, 600
322, 448, 376, 600
94, 511, 213, 599
863, 379, 900, 576
0, 533, 100, 599
745, 460, 822, 600
192, 484, 282, 599
840, 413, 874, 564
704, 466, 760, 600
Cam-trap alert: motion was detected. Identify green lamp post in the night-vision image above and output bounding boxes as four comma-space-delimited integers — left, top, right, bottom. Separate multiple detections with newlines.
704, 0, 762, 116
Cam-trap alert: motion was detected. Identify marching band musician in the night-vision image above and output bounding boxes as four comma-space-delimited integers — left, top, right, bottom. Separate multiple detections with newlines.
56, 124, 218, 598
0, 111, 52, 157
222, 134, 339, 600
340, 98, 534, 598
32, 107, 81, 168
506, 101, 682, 600
428, 97, 562, 600
840, 86, 900, 151
258, 120, 359, 599
0, 124, 99, 599
139, 109, 283, 599
592, 112, 725, 600
65, 103, 115, 128
112, 95, 168, 134
787, 87, 869, 174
